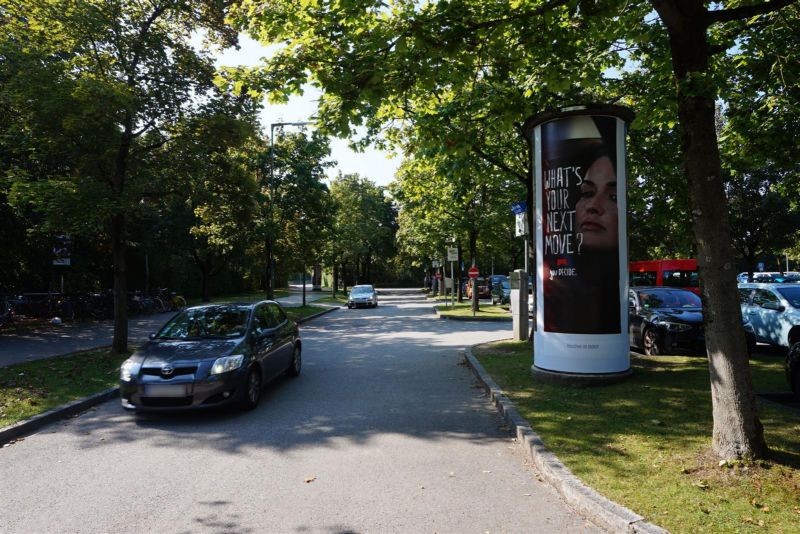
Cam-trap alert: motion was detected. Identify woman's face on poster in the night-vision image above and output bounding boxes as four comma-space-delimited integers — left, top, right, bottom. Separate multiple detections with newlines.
576, 155, 618, 251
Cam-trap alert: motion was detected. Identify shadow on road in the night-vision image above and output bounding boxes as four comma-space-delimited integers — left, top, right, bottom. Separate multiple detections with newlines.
58, 295, 515, 457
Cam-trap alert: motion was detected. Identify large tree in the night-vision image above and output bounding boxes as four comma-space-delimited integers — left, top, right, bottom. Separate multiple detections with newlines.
2, 0, 237, 353
231, 0, 799, 459
148, 96, 262, 302
329, 174, 396, 289
259, 129, 334, 298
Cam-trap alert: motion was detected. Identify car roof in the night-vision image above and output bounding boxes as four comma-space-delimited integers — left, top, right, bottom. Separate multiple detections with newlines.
738, 282, 800, 288
630, 286, 695, 292
185, 300, 277, 311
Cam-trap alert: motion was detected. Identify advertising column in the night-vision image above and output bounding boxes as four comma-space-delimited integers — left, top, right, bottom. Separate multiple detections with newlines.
524, 105, 634, 376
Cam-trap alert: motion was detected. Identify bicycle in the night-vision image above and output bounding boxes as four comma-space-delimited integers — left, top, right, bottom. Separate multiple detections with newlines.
157, 288, 187, 311
0, 298, 15, 330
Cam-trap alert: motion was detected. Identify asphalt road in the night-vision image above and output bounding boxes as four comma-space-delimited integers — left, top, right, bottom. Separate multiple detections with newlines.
0, 291, 328, 368
0, 292, 598, 533
0, 311, 177, 367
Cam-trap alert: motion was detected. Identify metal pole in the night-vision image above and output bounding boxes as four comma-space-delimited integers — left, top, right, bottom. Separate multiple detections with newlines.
267, 123, 276, 300
524, 239, 529, 273
451, 261, 455, 308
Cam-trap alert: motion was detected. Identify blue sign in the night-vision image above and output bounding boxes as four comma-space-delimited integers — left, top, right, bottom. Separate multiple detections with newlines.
511, 201, 527, 215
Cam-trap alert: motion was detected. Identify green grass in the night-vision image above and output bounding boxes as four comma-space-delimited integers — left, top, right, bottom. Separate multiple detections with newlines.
187, 289, 291, 305
436, 302, 511, 320
314, 294, 348, 305
0, 349, 127, 428
284, 305, 332, 322
0, 304, 333, 429
473, 341, 800, 532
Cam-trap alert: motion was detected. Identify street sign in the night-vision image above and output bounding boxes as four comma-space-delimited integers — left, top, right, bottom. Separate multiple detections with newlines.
468, 266, 479, 279
53, 235, 72, 266
515, 212, 528, 237
432, 260, 441, 268
511, 201, 527, 215
447, 247, 458, 262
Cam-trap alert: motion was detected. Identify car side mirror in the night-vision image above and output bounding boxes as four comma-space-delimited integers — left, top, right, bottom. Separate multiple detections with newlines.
762, 301, 785, 312
628, 299, 636, 309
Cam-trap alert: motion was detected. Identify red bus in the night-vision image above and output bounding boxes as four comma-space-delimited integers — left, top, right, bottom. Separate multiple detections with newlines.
629, 259, 700, 294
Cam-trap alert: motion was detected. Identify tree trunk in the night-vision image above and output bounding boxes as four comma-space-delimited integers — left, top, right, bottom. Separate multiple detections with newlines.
332, 261, 339, 297
111, 213, 128, 355
201, 260, 211, 303
654, 1, 766, 459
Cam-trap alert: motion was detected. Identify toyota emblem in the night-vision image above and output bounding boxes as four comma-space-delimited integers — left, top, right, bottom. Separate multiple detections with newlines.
161, 365, 174, 376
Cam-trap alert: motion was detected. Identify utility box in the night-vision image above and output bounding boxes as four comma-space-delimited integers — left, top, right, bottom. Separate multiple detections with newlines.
510, 269, 529, 341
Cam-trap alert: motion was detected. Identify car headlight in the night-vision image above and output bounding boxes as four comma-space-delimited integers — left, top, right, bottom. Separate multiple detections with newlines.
655, 320, 692, 333
120, 359, 141, 382
210, 354, 245, 375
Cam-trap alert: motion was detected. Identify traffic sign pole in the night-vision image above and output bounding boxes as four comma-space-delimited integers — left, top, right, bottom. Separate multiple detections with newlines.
468, 264, 479, 316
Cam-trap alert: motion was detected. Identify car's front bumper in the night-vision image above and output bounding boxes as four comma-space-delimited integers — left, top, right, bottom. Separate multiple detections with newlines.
120, 368, 247, 411
348, 299, 375, 308
656, 328, 705, 354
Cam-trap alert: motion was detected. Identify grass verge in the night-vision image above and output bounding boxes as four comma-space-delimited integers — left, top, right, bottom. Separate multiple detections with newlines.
0, 305, 333, 429
0, 349, 126, 428
187, 289, 291, 305
284, 305, 333, 322
436, 302, 511, 320
314, 294, 348, 305
473, 340, 800, 532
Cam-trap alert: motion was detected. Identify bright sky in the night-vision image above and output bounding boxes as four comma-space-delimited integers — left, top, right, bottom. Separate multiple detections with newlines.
214, 35, 401, 187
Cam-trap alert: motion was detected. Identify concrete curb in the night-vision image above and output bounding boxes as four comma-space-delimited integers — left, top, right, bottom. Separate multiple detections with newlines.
0, 306, 339, 446
463, 346, 667, 534
1, 387, 119, 446
433, 306, 512, 322
296, 305, 339, 324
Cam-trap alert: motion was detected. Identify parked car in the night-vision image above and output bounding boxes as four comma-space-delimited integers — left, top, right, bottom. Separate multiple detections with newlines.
490, 277, 511, 305
629, 287, 756, 356
738, 283, 800, 349
737, 271, 800, 283
629, 287, 705, 356
119, 301, 301, 411
347, 284, 378, 308
466, 277, 491, 299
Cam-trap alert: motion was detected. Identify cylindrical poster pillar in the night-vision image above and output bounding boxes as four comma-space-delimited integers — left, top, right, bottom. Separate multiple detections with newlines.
524, 105, 634, 377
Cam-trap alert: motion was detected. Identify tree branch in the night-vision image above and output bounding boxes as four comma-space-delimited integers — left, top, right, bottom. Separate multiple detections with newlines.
707, 0, 798, 24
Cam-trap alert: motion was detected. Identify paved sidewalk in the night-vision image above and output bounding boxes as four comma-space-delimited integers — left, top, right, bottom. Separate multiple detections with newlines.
0, 292, 331, 368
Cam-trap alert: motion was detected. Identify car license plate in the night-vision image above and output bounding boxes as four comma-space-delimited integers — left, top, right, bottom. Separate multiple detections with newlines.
145, 384, 189, 397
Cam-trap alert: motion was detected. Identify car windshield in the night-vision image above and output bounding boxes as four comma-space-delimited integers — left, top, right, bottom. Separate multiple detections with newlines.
776, 286, 800, 308
155, 305, 250, 339
351, 286, 374, 295
638, 289, 701, 309
499, 281, 510, 289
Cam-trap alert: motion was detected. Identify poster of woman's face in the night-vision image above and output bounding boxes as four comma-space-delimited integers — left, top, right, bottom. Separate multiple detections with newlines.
540, 115, 622, 334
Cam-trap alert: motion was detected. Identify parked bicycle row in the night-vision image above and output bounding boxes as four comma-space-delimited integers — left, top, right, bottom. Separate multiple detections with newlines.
0, 288, 186, 323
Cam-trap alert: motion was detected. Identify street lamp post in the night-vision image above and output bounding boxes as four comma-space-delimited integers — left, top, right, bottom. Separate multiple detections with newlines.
266, 121, 310, 300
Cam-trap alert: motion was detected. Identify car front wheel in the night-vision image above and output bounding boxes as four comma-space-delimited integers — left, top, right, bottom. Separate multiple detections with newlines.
286, 344, 302, 378
643, 328, 661, 356
240, 367, 262, 410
